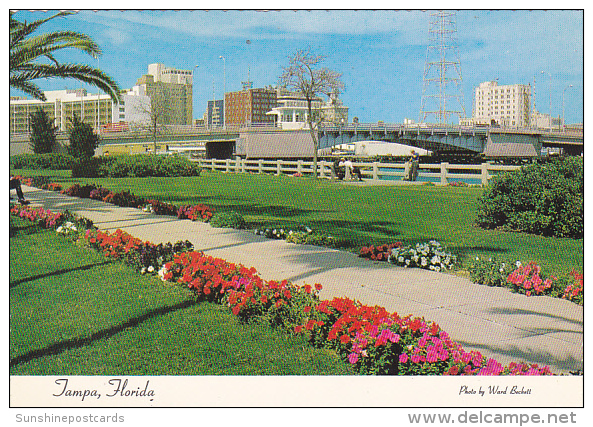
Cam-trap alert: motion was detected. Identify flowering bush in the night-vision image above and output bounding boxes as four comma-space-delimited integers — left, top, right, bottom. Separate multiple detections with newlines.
102, 190, 145, 208
562, 270, 583, 305
61, 183, 97, 198
469, 256, 515, 288
10, 204, 65, 229
141, 199, 178, 216
359, 242, 402, 262
89, 187, 112, 201
286, 230, 336, 247
448, 181, 469, 187
507, 262, 557, 297
388, 240, 457, 272
293, 295, 552, 376
10, 205, 560, 376
40, 182, 63, 192
177, 204, 214, 222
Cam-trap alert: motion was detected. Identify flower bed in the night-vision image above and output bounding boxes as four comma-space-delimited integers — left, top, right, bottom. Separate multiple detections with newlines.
469, 257, 583, 306
388, 240, 457, 272
359, 242, 402, 262
10, 204, 559, 376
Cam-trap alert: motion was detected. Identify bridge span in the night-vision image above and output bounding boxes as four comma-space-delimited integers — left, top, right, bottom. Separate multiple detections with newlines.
9, 122, 583, 157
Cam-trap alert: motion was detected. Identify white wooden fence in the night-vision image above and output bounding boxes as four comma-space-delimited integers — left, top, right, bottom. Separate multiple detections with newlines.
192, 158, 520, 185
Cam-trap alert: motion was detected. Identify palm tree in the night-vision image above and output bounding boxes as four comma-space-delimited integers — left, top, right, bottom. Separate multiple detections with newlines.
10, 11, 121, 102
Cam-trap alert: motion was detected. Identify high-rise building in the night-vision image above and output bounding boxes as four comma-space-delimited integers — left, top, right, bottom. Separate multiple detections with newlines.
136, 63, 193, 126
473, 81, 531, 128
206, 100, 224, 128
224, 87, 277, 126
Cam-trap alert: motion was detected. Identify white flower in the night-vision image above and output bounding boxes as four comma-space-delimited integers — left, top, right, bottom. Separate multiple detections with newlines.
158, 266, 167, 281
421, 257, 428, 266
147, 265, 155, 273
141, 267, 146, 274
516, 261, 522, 268
431, 255, 441, 265
398, 256, 404, 263
405, 259, 410, 265
56, 226, 63, 233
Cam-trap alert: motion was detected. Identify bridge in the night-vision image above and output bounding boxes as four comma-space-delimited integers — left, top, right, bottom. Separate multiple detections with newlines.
9, 122, 583, 158
318, 123, 584, 156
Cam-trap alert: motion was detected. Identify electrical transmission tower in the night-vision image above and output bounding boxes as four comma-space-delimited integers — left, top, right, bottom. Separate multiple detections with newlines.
419, 10, 466, 124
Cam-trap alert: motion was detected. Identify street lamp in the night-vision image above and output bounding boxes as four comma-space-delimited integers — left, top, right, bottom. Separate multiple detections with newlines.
562, 84, 573, 132
219, 55, 226, 129
541, 71, 552, 129
192, 65, 199, 127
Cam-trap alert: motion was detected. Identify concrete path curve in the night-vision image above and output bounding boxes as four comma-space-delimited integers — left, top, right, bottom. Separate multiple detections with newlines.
17, 185, 583, 374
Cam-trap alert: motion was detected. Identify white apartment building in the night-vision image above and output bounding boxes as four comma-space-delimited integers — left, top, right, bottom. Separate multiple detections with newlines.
473, 81, 531, 128
266, 88, 349, 130
9, 87, 151, 134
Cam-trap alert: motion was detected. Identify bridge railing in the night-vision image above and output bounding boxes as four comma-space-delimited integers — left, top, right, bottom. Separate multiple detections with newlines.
191, 158, 520, 185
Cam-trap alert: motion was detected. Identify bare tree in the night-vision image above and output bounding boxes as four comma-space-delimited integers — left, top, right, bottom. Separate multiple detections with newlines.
279, 49, 344, 178
134, 82, 171, 155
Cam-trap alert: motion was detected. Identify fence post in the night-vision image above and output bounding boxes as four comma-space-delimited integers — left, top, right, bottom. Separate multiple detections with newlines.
225, 159, 230, 173
241, 158, 246, 173
372, 162, 379, 180
297, 160, 303, 174
211, 158, 215, 171
276, 159, 282, 176
481, 163, 490, 185
319, 161, 326, 178
235, 156, 241, 173
440, 162, 449, 185
258, 159, 264, 174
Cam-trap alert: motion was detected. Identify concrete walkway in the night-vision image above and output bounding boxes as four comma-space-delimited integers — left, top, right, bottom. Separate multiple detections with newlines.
18, 185, 583, 374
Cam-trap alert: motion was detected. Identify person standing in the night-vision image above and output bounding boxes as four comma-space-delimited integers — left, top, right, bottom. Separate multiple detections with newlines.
410, 150, 420, 181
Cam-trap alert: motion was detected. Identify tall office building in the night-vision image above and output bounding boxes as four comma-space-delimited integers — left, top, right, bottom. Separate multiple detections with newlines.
136, 63, 193, 126
473, 81, 531, 128
225, 87, 277, 126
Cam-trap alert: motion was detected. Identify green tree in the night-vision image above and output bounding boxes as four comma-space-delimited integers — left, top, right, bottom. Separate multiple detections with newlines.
29, 107, 57, 153
67, 115, 99, 159
10, 11, 120, 102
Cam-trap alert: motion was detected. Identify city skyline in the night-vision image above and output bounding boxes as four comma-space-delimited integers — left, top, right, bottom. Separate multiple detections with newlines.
10, 9, 584, 125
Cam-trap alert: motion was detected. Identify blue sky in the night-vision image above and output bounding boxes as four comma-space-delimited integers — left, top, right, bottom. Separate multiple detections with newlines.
11, 9, 584, 124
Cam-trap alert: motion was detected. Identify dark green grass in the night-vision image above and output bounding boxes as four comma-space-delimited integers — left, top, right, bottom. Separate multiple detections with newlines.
12, 168, 583, 276
9, 216, 353, 375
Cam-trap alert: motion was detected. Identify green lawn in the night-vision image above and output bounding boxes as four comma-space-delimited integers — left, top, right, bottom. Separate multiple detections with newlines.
13, 168, 583, 276
9, 216, 353, 375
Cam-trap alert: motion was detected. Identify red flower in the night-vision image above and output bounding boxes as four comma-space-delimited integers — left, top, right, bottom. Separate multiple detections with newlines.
314, 283, 323, 291
340, 335, 351, 344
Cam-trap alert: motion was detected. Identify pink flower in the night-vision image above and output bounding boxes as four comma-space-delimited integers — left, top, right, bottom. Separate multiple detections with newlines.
348, 353, 359, 364
399, 353, 409, 363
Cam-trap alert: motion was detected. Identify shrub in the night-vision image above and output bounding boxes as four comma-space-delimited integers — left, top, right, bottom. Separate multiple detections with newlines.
210, 211, 247, 229
475, 157, 583, 238
10, 153, 75, 170
29, 108, 57, 154
74, 154, 202, 178
71, 157, 111, 178
469, 256, 515, 288
67, 115, 100, 159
